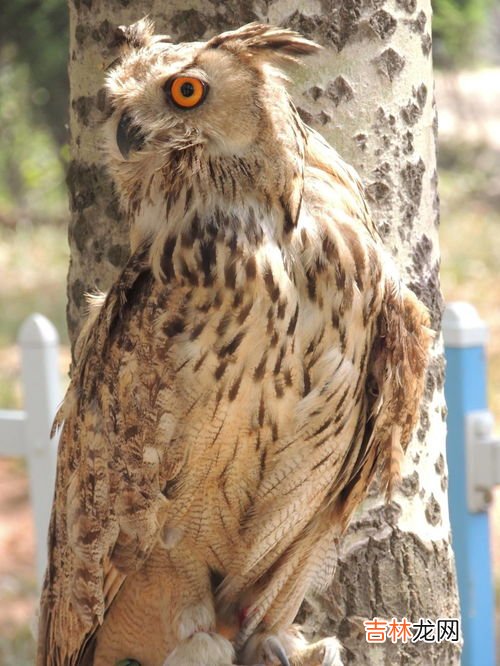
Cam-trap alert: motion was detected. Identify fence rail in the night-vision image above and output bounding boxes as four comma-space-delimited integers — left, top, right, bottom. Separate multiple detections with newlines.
0, 313, 61, 587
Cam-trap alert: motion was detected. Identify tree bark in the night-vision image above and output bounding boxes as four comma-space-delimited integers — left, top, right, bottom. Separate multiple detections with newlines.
67, 1, 460, 663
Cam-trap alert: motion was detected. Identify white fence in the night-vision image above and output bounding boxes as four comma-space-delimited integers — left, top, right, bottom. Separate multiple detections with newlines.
0, 314, 61, 588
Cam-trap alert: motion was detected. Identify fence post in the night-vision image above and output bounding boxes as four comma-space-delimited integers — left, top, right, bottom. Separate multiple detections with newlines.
443, 302, 494, 666
18, 314, 61, 588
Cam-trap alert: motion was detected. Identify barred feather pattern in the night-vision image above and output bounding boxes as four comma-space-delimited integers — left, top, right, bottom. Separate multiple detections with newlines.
37, 21, 431, 666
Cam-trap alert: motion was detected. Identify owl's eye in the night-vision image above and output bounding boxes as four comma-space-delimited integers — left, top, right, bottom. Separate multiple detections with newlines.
166, 76, 208, 110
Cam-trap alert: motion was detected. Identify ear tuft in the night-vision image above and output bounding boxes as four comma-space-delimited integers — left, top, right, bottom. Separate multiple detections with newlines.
207, 22, 321, 62
112, 17, 163, 50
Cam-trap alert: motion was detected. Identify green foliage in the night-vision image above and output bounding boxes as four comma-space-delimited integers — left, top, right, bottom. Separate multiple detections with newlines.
0, 47, 66, 220
433, 0, 493, 67
0, 0, 68, 146
0, 0, 68, 221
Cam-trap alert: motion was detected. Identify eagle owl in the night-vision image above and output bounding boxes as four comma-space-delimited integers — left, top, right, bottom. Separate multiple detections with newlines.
37, 20, 431, 666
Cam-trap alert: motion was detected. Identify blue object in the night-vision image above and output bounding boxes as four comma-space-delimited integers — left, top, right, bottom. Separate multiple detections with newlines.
443, 303, 495, 666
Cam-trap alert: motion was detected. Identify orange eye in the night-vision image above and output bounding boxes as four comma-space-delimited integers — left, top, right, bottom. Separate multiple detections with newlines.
167, 76, 208, 109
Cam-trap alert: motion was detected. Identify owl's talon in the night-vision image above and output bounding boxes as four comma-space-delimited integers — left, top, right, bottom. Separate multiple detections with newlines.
262, 635, 290, 666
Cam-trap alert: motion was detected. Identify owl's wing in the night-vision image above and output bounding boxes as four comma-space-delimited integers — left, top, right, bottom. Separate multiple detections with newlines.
37, 249, 174, 666
37, 418, 127, 666
334, 278, 432, 525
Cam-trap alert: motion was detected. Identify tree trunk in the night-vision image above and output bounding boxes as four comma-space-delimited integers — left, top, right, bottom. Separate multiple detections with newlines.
67, 1, 461, 664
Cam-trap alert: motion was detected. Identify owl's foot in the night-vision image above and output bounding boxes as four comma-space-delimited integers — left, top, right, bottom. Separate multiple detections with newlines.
289, 637, 344, 666
239, 630, 343, 666
162, 631, 235, 666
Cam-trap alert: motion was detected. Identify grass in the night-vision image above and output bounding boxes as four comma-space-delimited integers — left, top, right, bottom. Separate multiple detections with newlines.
0, 568, 37, 666
0, 625, 36, 666
439, 142, 500, 420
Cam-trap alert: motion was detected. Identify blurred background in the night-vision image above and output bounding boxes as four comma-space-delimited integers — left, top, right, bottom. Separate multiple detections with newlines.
0, 1, 499, 663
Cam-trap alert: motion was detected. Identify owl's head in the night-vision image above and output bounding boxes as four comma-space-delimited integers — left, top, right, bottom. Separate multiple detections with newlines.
104, 20, 320, 214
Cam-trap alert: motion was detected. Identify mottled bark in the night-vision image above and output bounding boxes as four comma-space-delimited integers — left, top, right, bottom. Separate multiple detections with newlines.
67, 0, 460, 663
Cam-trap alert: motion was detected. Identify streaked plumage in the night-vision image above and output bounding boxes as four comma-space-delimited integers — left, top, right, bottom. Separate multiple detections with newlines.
37, 20, 431, 666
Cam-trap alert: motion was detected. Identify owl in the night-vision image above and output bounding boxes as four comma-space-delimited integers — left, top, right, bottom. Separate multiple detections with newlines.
37, 20, 431, 666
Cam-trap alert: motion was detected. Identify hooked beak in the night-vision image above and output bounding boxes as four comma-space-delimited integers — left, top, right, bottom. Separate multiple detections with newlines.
116, 112, 145, 159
